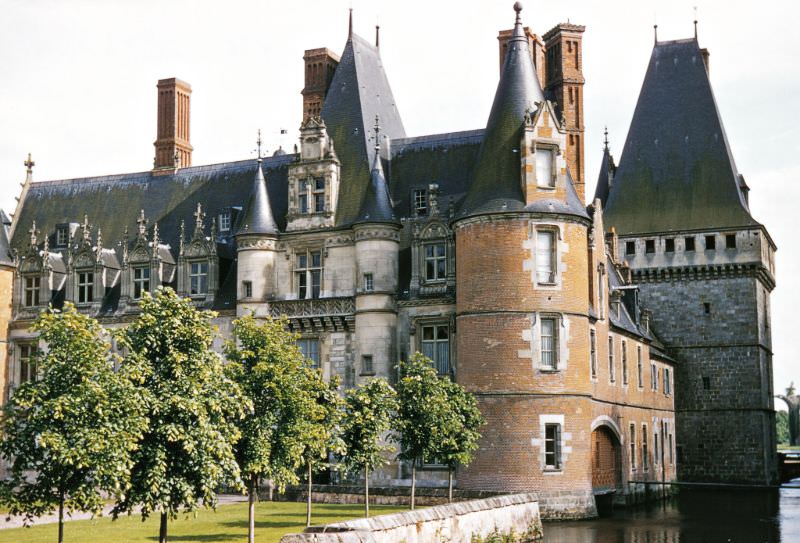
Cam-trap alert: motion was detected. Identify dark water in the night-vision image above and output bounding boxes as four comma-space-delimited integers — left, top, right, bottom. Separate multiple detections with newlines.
543, 487, 800, 543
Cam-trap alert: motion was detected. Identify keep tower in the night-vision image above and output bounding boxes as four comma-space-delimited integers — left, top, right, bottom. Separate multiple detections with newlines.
454, 4, 594, 509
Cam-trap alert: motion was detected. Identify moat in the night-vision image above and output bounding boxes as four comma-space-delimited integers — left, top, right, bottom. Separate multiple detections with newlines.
543, 487, 800, 542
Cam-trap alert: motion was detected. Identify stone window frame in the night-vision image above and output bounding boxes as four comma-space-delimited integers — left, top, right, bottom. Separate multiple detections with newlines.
651, 361, 659, 391
589, 328, 597, 380
653, 424, 660, 467
641, 423, 649, 472
665, 238, 675, 253
725, 233, 737, 250
132, 265, 151, 300
663, 367, 672, 396
23, 275, 41, 307
529, 223, 563, 290
534, 142, 558, 189
704, 234, 716, 251
412, 188, 428, 217
298, 337, 321, 370
54, 224, 69, 248
297, 176, 328, 215
423, 241, 447, 284
531, 312, 567, 373
16, 342, 39, 387
684, 236, 696, 252
621, 340, 628, 385
535, 414, 568, 473
637, 346, 644, 389
242, 280, 253, 299
188, 260, 209, 297
539, 315, 559, 371
629, 423, 637, 472
597, 263, 606, 320
293, 247, 324, 300
608, 336, 615, 383
416, 320, 451, 377
363, 273, 374, 293
360, 354, 375, 377
218, 209, 232, 232
625, 240, 636, 256
76, 269, 95, 305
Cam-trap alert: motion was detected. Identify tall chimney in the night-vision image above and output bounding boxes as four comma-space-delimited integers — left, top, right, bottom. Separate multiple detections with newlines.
497, 26, 546, 89
302, 48, 340, 122
154, 78, 193, 171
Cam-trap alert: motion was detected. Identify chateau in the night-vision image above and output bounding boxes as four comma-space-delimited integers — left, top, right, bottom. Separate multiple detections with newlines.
0, 4, 775, 517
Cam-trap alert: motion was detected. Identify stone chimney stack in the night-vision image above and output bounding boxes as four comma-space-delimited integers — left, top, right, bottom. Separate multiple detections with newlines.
154, 78, 193, 171
302, 48, 340, 122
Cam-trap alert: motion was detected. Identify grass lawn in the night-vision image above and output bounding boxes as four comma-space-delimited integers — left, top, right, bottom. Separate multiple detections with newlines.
0, 501, 407, 543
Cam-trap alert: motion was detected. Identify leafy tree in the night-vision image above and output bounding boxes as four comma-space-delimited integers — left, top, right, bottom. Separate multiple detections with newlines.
435, 377, 484, 502
341, 378, 397, 517
225, 314, 339, 540
0, 304, 145, 543
777, 410, 790, 446
112, 288, 246, 543
394, 353, 450, 510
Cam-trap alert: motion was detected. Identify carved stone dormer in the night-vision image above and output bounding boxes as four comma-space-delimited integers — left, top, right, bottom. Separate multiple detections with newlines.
521, 99, 570, 207
122, 209, 171, 307
67, 215, 119, 312
177, 203, 217, 304
286, 117, 341, 231
410, 215, 455, 298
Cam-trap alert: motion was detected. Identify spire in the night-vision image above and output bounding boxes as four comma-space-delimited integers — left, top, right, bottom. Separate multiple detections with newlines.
348, 8, 353, 39
694, 6, 698, 39
238, 158, 278, 236
603, 126, 609, 150
355, 115, 397, 225
654, 24, 658, 44
593, 135, 617, 207
460, 2, 545, 217
375, 24, 380, 48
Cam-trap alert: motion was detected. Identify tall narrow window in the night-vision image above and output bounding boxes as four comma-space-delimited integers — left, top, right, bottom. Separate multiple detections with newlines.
651, 362, 658, 390
190, 262, 208, 296
629, 423, 636, 471
608, 337, 615, 383
19, 344, 37, 384
664, 368, 671, 395
77, 272, 94, 304
361, 355, 374, 375
421, 324, 450, 376
598, 268, 605, 320
298, 179, 309, 213
622, 341, 628, 384
637, 346, 643, 388
536, 230, 556, 284
133, 266, 150, 299
424, 243, 446, 282
298, 338, 320, 369
642, 425, 649, 471
540, 317, 558, 370
242, 280, 253, 298
544, 424, 562, 469
55, 225, 69, 247
669, 432, 674, 464
536, 149, 554, 188
296, 250, 322, 299
413, 189, 428, 216
24, 276, 40, 307
218, 210, 232, 232
590, 329, 597, 378
654, 431, 660, 464
363, 273, 374, 292
313, 178, 326, 213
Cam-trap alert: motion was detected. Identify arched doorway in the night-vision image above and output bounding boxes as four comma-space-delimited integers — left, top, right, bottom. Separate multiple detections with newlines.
591, 425, 622, 493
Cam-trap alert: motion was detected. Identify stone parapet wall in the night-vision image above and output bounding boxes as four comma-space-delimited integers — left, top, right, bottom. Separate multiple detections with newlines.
279, 493, 543, 543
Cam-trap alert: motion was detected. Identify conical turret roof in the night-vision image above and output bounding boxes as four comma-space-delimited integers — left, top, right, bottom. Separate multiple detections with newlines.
459, 3, 545, 217
593, 144, 616, 207
238, 160, 278, 236
355, 124, 398, 225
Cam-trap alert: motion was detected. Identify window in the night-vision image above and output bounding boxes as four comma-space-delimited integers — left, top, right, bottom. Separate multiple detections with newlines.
625, 241, 636, 255
536, 230, 556, 284
55, 225, 69, 247
19, 344, 38, 384
218, 210, 232, 232
621, 341, 628, 384
608, 337, 615, 382
654, 431, 660, 464
665, 238, 675, 253
536, 149, 555, 188
669, 432, 674, 464
421, 324, 450, 376
298, 338, 320, 369
629, 423, 636, 471
296, 250, 322, 299
298, 179, 309, 213
413, 189, 428, 216
363, 273, 374, 292
242, 280, 252, 298
645, 239, 655, 254
664, 368, 671, 395
540, 317, 558, 370
726, 234, 736, 249
361, 355, 374, 375
685, 236, 695, 252
702, 376, 711, 390
24, 276, 40, 307
77, 271, 94, 304
313, 178, 325, 213
597, 267, 605, 320
703, 302, 711, 315
651, 362, 658, 391
424, 243, 446, 282
705, 235, 716, 251
642, 425, 649, 471
589, 329, 597, 378
544, 424, 562, 469
637, 346, 643, 388
133, 266, 150, 299
190, 262, 209, 296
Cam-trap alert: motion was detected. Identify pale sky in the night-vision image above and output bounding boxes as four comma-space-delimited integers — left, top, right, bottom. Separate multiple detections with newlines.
1, 0, 797, 396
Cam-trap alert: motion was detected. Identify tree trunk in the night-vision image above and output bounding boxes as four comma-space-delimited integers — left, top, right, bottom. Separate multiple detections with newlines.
248, 474, 257, 543
58, 490, 64, 543
411, 462, 416, 510
364, 467, 370, 518
159, 511, 168, 543
448, 468, 454, 503
306, 462, 313, 527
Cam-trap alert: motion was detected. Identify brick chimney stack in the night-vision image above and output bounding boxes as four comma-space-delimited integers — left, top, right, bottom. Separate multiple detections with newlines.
497, 26, 546, 89
302, 48, 340, 122
154, 78, 193, 171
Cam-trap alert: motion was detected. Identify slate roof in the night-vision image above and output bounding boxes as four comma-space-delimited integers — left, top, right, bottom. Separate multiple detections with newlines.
593, 146, 616, 206
354, 143, 398, 225
459, 9, 545, 217
321, 32, 405, 227
238, 160, 278, 236
603, 38, 757, 235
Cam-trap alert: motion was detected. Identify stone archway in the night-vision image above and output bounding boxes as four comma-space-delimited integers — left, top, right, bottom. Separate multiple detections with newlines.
591, 425, 622, 492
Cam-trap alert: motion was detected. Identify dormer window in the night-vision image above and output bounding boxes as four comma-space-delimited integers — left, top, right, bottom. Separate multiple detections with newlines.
413, 189, 428, 216
133, 266, 150, 299
24, 276, 40, 307
77, 271, 94, 304
299, 180, 309, 213
424, 243, 446, 282
218, 210, 232, 232
313, 178, 325, 212
189, 262, 208, 296
536, 148, 555, 188
55, 224, 69, 247
298, 178, 326, 214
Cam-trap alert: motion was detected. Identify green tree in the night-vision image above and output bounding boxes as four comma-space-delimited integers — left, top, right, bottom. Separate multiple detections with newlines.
777, 410, 790, 446
394, 353, 450, 510
112, 288, 246, 543
225, 315, 340, 539
341, 378, 396, 517
0, 304, 145, 543
435, 377, 484, 502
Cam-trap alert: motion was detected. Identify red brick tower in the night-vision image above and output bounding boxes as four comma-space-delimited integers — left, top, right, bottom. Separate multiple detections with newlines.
302, 48, 340, 121
153, 78, 192, 171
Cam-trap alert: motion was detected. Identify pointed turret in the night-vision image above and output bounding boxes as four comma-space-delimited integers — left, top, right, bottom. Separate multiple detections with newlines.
460, 2, 545, 217
593, 129, 617, 207
355, 116, 398, 225
238, 160, 278, 236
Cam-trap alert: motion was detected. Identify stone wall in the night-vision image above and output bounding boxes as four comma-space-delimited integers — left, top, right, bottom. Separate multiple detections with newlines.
279, 493, 543, 543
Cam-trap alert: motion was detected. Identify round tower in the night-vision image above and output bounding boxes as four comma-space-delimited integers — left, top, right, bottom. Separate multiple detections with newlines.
454, 4, 595, 515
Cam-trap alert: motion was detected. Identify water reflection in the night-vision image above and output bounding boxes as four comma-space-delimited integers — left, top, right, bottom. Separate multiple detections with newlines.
543, 487, 800, 543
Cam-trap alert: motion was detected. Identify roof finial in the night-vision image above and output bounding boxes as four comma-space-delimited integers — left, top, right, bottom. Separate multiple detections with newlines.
256, 129, 263, 162
28, 221, 38, 247
513, 2, 523, 24
348, 8, 353, 39
693, 6, 698, 39
603, 126, 609, 150
24, 153, 35, 175
373, 114, 381, 152
375, 24, 380, 48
